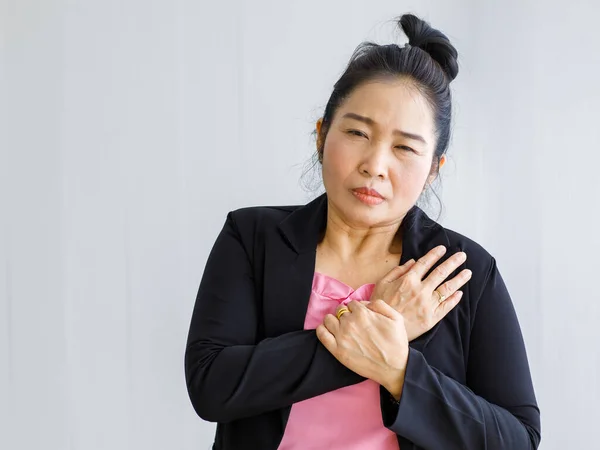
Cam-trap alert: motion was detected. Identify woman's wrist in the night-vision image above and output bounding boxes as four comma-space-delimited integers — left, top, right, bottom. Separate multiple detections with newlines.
382, 368, 406, 401
380, 344, 409, 401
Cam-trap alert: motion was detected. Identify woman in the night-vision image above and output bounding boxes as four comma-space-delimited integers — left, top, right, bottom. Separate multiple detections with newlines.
185, 13, 541, 450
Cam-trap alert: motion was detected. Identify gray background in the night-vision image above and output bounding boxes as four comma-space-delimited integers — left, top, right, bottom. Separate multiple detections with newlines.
1, 0, 598, 449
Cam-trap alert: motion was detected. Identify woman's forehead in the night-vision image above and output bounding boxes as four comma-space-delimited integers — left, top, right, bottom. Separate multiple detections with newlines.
336, 81, 435, 135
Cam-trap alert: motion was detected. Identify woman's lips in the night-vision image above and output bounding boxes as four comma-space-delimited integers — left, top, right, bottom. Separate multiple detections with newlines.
351, 187, 385, 206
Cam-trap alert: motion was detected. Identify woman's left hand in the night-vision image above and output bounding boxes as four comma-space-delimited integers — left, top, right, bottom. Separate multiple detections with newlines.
316, 300, 409, 399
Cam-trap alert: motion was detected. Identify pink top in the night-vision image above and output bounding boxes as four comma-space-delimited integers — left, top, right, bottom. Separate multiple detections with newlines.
277, 272, 400, 450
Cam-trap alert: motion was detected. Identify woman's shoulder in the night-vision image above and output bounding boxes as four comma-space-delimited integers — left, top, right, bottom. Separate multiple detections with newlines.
442, 226, 493, 264
228, 203, 301, 228
223, 203, 304, 246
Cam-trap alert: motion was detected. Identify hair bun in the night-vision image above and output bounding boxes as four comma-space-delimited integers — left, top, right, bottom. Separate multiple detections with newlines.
399, 14, 459, 81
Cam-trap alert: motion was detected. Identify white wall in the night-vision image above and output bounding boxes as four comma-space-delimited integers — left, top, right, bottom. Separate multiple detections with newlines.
467, 1, 600, 447
1, 0, 598, 449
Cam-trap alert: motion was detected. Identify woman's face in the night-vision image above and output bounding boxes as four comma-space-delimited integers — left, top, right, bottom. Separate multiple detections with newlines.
319, 79, 438, 230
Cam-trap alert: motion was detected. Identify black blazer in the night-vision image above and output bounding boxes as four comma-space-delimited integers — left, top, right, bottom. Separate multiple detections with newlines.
185, 194, 541, 450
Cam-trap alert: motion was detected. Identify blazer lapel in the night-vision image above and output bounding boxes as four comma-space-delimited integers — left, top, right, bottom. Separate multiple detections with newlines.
262, 194, 327, 337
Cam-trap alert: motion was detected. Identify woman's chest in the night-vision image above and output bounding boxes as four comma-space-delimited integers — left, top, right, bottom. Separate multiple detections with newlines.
313, 244, 402, 290
257, 238, 472, 384
259, 271, 470, 386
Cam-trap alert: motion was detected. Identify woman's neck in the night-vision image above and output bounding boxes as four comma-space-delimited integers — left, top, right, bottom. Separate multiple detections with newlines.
319, 207, 403, 265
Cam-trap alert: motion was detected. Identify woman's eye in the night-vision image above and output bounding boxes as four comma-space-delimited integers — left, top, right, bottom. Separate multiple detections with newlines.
347, 130, 367, 138
396, 145, 416, 153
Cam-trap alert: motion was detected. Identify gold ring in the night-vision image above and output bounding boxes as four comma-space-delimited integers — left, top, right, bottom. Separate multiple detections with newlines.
435, 290, 446, 304
336, 306, 350, 320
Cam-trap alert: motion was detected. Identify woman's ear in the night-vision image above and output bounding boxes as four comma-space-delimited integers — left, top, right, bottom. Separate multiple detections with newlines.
316, 118, 323, 149
426, 155, 446, 186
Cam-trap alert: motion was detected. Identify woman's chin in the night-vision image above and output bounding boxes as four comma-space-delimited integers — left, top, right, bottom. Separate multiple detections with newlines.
338, 209, 394, 229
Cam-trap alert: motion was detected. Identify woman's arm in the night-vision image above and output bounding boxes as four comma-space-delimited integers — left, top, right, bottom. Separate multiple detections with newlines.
184, 212, 363, 423
381, 257, 541, 449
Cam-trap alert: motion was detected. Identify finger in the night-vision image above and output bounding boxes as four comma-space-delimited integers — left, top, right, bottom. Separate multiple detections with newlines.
380, 259, 417, 283
346, 300, 368, 315
335, 304, 351, 321
400, 259, 417, 273
423, 251, 468, 289
432, 268, 472, 302
316, 323, 338, 353
366, 299, 402, 321
323, 313, 340, 334
410, 246, 448, 279
434, 290, 463, 317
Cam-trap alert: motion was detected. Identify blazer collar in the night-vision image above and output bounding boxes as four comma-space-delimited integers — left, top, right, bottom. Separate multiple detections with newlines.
277, 192, 450, 261
277, 193, 327, 254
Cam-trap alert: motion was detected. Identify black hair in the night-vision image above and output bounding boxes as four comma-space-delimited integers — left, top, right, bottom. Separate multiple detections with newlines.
316, 13, 459, 175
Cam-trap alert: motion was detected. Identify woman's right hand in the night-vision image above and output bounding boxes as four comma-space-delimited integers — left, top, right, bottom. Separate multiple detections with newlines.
368, 246, 472, 341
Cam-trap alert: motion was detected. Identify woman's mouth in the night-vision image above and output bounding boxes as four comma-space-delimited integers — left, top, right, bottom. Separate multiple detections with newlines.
351, 187, 385, 206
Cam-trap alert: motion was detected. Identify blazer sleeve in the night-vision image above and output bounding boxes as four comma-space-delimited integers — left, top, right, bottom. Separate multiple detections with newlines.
381, 257, 541, 449
184, 212, 363, 423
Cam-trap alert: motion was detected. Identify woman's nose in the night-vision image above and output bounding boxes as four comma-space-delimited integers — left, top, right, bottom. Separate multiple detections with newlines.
358, 145, 388, 179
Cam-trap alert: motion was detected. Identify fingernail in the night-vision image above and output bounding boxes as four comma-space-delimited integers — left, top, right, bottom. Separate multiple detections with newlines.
457, 291, 464, 299
438, 246, 447, 254
465, 269, 472, 278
